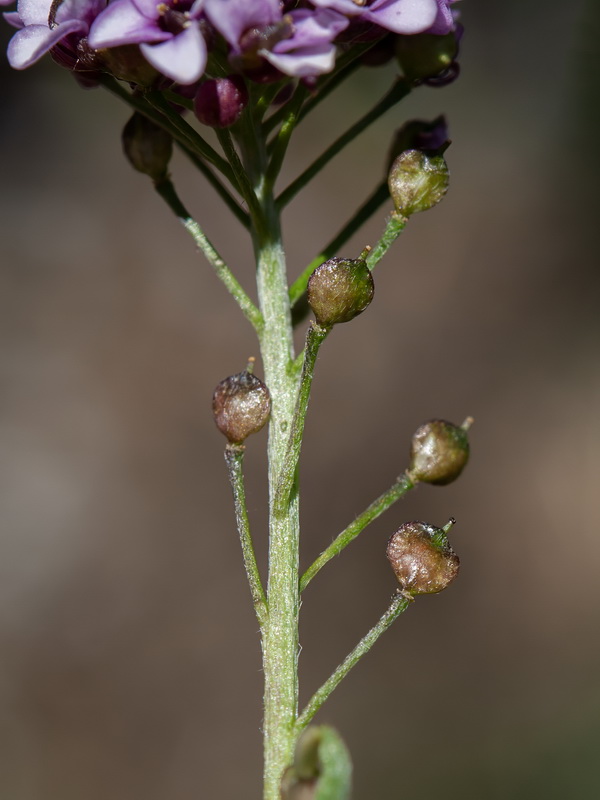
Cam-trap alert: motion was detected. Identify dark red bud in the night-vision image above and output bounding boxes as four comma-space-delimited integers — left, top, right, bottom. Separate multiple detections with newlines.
194, 76, 249, 128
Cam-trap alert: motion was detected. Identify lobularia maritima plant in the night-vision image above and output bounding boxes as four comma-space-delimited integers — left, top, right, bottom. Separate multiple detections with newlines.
1, 0, 471, 796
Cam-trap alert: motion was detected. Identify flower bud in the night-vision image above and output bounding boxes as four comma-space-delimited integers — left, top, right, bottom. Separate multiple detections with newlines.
386, 520, 459, 596
307, 257, 374, 327
122, 113, 172, 181
194, 76, 249, 128
409, 419, 470, 485
212, 370, 271, 444
395, 30, 460, 84
388, 149, 449, 216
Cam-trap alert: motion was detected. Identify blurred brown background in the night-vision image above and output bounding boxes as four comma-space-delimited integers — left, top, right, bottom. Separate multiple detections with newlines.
1, 1, 599, 798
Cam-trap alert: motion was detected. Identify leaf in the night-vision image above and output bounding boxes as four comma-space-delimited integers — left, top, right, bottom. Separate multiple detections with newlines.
282, 726, 352, 800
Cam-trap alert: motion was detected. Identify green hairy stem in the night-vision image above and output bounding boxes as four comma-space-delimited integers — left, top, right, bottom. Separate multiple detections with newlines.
115, 68, 448, 800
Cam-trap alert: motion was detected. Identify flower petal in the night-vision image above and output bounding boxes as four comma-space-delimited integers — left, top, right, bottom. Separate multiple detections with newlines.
140, 23, 206, 84
204, 0, 280, 48
88, 0, 167, 48
366, 0, 438, 34
427, 0, 455, 34
263, 42, 336, 77
7, 19, 84, 68
3, 10, 24, 27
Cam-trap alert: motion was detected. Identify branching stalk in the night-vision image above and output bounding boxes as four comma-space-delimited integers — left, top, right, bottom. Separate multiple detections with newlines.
289, 180, 390, 307
153, 178, 263, 332
300, 472, 415, 592
224, 443, 268, 626
277, 79, 411, 210
274, 322, 330, 512
295, 594, 411, 733
366, 211, 409, 270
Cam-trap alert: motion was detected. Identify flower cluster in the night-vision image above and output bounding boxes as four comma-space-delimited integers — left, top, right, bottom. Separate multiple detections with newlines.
2, 0, 457, 85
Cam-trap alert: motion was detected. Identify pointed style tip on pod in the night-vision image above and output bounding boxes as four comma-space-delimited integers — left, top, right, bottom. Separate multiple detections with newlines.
386, 520, 459, 596
388, 149, 449, 217
409, 419, 470, 485
122, 112, 172, 181
212, 370, 271, 444
307, 257, 374, 327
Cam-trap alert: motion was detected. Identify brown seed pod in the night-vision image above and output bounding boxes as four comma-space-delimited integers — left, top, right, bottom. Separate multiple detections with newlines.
307, 257, 374, 327
212, 370, 271, 444
409, 419, 470, 485
386, 520, 459, 596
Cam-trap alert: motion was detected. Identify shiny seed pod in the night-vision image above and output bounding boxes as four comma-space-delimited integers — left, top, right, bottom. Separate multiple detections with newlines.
307, 257, 374, 327
212, 370, 271, 444
386, 520, 459, 596
395, 30, 460, 83
388, 149, 449, 217
122, 112, 172, 181
409, 419, 470, 485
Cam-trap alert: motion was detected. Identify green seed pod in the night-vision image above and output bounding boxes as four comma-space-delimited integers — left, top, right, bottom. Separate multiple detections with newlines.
395, 31, 459, 83
212, 370, 271, 444
307, 257, 374, 327
409, 419, 470, 485
122, 112, 172, 182
386, 520, 459, 596
388, 149, 449, 217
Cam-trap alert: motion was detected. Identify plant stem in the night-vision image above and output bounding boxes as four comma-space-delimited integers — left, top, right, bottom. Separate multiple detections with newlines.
144, 90, 237, 184
98, 76, 249, 225
295, 594, 411, 733
277, 79, 411, 210
288, 180, 390, 307
244, 117, 301, 797
275, 321, 330, 512
264, 84, 307, 191
366, 211, 409, 271
216, 128, 265, 229
154, 178, 263, 332
224, 443, 268, 627
300, 472, 415, 593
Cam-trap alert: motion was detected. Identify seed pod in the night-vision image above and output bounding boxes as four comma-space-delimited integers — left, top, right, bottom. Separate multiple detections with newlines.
194, 76, 249, 128
409, 419, 470, 485
388, 149, 449, 217
395, 30, 460, 83
386, 520, 459, 596
307, 257, 374, 327
212, 370, 271, 444
122, 112, 172, 181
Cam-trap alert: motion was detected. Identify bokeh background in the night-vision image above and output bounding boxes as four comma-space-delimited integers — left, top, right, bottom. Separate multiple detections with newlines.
1, 1, 599, 798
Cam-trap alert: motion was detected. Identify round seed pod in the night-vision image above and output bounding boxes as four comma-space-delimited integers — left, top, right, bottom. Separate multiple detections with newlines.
409, 419, 470, 485
395, 30, 460, 83
386, 520, 459, 596
388, 149, 449, 217
122, 112, 172, 182
212, 370, 271, 444
307, 257, 374, 327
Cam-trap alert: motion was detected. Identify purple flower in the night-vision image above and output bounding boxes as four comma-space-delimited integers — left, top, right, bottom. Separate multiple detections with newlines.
4, 0, 106, 70
203, 0, 348, 78
88, 0, 207, 84
309, 0, 454, 35
263, 9, 349, 77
